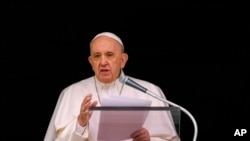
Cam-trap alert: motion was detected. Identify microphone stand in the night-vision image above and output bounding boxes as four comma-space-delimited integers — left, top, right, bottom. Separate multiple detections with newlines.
146, 90, 198, 141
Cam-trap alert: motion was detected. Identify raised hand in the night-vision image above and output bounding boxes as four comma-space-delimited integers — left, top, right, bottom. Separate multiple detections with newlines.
77, 94, 98, 126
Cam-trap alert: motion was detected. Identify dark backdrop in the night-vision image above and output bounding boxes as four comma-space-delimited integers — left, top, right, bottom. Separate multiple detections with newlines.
2, 1, 249, 141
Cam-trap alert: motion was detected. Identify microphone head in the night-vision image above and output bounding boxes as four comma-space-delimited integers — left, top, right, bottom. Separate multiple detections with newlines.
119, 75, 128, 84
119, 75, 148, 93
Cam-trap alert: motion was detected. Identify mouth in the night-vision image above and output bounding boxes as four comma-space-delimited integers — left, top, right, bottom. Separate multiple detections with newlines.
100, 69, 110, 73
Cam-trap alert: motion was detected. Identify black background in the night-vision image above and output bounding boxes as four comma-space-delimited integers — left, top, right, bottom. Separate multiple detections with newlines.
2, 1, 249, 141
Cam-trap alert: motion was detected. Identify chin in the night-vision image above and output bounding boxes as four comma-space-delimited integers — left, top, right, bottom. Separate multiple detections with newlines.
99, 77, 113, 83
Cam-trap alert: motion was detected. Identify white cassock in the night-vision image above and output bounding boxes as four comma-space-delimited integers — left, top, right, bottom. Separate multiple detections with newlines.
44, 72, 180, 141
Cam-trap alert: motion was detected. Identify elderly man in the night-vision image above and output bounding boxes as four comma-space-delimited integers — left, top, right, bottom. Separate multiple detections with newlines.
44, 32, 180, 141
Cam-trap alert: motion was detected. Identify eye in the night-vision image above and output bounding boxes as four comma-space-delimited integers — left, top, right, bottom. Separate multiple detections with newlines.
106, 52, 114, 59
94, 54, 101, 57
106, 52, 113, 57
93, 53, 101, 60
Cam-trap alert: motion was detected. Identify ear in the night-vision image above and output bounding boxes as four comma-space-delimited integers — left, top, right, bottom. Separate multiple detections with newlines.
88, 56, 93, 66
121, 53, 128, 69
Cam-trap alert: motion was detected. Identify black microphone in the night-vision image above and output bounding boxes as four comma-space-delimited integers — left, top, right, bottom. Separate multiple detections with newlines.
119, 75, 168, 102
119, 75, 148, 93
119, 75, 198, 141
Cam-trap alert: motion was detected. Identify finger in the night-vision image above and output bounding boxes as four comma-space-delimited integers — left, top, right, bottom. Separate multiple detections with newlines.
89, 101, 98, 117
83, 94, 92, 104
131, 128, 148, 139
82, 101, 92, 113
131, 129, 143, 138
87, 101, 98, 112
80, 94, 93, 112
90, 101, 98, 107
83, 94, 92, 103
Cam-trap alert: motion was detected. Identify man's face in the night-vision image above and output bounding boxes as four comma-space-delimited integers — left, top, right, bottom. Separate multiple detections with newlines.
88, 36, 128, 83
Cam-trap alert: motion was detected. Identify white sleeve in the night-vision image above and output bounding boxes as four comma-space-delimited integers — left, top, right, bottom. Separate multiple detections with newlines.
44, 92, 64, 141
55, 118, 89, 141
75, 121, 87, 135
44, 89, 90, 141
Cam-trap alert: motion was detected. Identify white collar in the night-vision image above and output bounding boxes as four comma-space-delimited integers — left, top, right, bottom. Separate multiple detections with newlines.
94, 71, 125, 90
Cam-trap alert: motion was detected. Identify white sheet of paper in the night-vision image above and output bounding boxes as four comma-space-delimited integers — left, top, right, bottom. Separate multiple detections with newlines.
97, 95, 152, 141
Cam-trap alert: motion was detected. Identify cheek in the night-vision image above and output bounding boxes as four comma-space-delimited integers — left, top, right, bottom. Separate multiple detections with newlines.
112, 60, 122, 70
92, 63, 99, 71
118, 59, 125, 68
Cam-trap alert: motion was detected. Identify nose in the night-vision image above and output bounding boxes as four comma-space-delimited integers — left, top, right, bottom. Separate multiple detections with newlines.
100, 55, 108, 65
